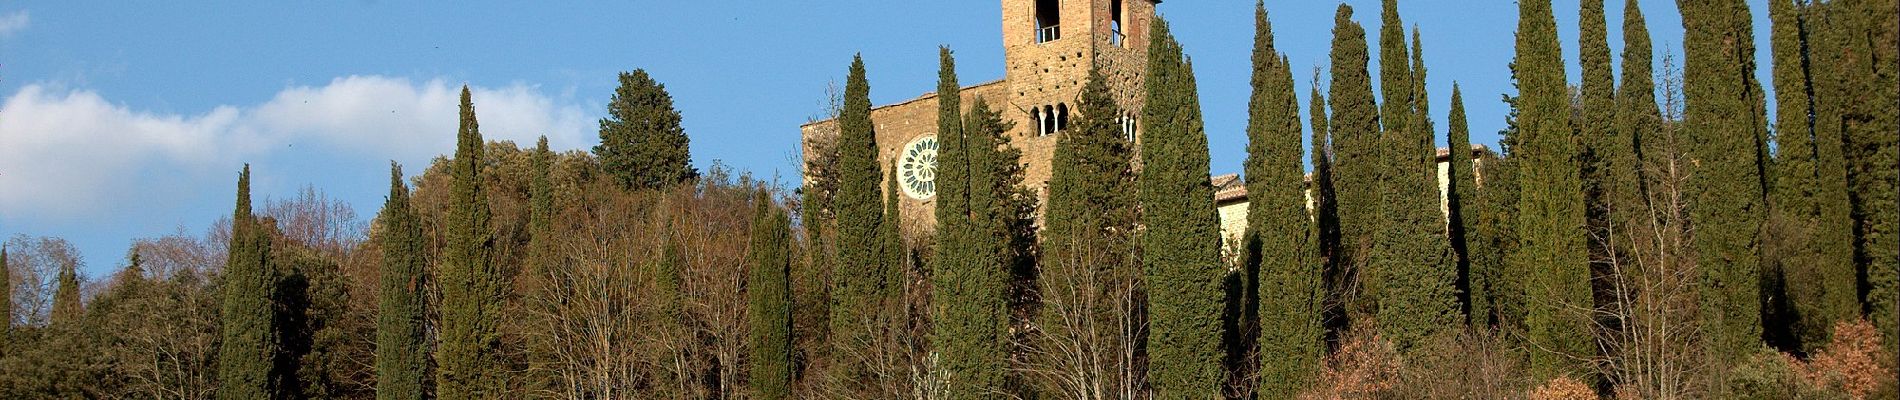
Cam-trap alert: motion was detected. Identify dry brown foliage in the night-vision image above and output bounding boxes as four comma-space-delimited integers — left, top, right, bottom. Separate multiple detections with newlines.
1299, 325, 1400, 400
1528, 376, 1596, 400
1789, 320, 1894, 400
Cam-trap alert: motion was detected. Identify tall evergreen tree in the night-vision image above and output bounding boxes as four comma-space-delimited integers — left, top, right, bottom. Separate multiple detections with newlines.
1579, 0, 1620, 272
1446, 84, 1480, 324
1140, 17, 1225, 397
0, 245, 10, 351
930, 48, 1011, 399
1608, 0, 1659, 283
1678, 0, 1771, 368
1040, 67, 1141, 398
1311, 77, 1346, 340
594, 70, 696, 190
530, 136, 554, 269
1613, 0, 1660, 213
49, 256, 80, 327
377, 163, 429, 400
437, 86, 505, 399
1378, 0, 1413, 163
1514, 0, 1595, 380
748, 190, 795, 400
1328, 5, 1382, 321
1245, 3, 1322, 395
1810, 0, 1899, 354
1372, 24, 1460, 351
1767, 0, 1850, 352
220, 164, 279, 400
829, 55, 885, 387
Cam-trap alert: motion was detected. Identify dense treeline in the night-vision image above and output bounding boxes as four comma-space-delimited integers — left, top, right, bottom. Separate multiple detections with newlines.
1, 1, 1895, 399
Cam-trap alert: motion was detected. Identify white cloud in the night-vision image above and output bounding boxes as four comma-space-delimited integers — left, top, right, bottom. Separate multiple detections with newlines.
0, 76, 593, 219
0, 11, 27, 37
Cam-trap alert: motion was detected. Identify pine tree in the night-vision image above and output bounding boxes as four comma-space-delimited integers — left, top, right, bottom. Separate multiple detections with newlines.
1140, 17, 1225, 397
1446, 85, 1481, 325
594, 70, 696, 190
1246, 3, 1322, 395
1328, 5, 1381, 320
220, 164, 279, 400
437, 86, 505, 399
829, 55, 885, 387
1041, 67, 1140, 397
1514, 0, 1594, 380
748, 190, 794, 400
1678, 0, 1771, 368
377, 163, 429, 400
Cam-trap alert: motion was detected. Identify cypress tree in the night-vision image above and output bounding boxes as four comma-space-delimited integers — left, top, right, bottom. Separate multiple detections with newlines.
220, 164, 279, 400
1312, 78, 1346, 339
748, 190, 795, 400
1446, 85, 1482, 325
1768, 0, 1854, 352
1469, 115, 1523, 330
930, 48, 1011, 399
1041, 67, 1141, 397
1140, 17, 1225, 397
1678, 0, 1771, 367
437, 86, 505, 399
1328, 5, 1381, 320
830, 55, 884, 386
1811, 0, 1899, 354
1245, 3, 1322, 394
530, 136, 554, 267
1373, 25, 1460, 351
881, 161, 904, 303
594, 70, 696, 191
1514, 0, 1594, 380
1611, 0, 1660, 252
49, 256, 80, 327
1579, 0, 1618, 266
377, 163, 429, 400
1, 245, 9, 351
1378, 0, 1413, 162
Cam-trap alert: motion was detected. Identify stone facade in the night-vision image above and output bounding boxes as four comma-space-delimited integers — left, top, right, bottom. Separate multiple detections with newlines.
802, 0, 1160, 236
800, 0, 1489, 250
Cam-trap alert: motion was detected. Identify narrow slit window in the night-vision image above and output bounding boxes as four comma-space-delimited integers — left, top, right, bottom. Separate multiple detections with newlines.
1110, 0, 1125, 47
1036, 0, 1061, 43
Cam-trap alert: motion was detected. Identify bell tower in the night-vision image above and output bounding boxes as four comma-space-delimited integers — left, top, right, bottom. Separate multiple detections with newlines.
1001, 0, 1157, 186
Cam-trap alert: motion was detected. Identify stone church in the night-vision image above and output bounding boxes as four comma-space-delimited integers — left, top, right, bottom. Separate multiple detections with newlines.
801, 0, 1487, 251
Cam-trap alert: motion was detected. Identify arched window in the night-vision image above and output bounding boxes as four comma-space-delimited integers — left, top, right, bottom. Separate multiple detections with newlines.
1036, 0, 1062, 43
1055, 104, 1070, 133
1043, 105, 1057, 136
1031, 107, 1045, 136
1121, 113, 1137, 141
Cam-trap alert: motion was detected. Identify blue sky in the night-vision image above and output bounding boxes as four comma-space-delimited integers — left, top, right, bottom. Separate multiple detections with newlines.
0, 1, 1772, 276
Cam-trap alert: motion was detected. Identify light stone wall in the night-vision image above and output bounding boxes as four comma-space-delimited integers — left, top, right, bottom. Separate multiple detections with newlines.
803, 0, 1160, 236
